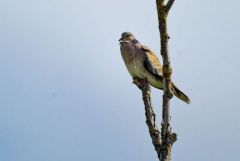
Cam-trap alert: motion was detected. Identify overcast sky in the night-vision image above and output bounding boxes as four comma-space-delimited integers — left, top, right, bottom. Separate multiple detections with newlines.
0, 0, 240, 161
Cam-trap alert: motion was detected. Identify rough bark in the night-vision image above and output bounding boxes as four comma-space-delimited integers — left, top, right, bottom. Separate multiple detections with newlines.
134, 1, 177, 161
156, 1, 176, 161
133, 78, 176, 161
133, 79, 162, 159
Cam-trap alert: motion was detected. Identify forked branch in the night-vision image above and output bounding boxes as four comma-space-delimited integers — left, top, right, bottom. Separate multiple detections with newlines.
166, 0, 175, 12
134, 1, 176, 161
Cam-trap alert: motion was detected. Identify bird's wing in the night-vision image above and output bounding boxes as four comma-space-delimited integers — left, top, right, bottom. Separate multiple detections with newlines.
142, 46, 163, 76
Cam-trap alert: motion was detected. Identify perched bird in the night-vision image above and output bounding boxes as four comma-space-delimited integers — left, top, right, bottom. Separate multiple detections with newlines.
119, 32, 190, 104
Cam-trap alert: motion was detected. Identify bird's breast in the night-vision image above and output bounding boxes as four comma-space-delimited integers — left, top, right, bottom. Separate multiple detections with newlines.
120, 44, 145, 78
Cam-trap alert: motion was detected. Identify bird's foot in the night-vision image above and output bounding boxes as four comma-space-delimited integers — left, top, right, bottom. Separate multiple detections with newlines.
133, 78, 148, 90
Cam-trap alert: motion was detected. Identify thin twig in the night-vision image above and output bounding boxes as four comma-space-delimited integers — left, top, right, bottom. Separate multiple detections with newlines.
165, 0, 175, 12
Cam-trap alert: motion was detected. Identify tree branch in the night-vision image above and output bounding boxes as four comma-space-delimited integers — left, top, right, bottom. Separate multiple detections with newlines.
157, 0, 176, 161
133, 78, 177, 161
165, 0, 175, 12
133, 1, 176, 161
133, 79, 163, 159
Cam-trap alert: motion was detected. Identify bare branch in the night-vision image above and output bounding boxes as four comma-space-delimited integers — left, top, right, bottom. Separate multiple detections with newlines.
156, 0, 175, 160
133, 78, 177, 161
133, 78, 163, 159
132, 1, 177, 161
165, 0, 175, 12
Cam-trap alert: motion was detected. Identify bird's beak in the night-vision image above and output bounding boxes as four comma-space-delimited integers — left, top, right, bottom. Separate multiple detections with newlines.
118, 37, 123, 41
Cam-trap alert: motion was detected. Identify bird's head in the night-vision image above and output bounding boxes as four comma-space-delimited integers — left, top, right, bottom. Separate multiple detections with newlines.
119, 32, 137, 42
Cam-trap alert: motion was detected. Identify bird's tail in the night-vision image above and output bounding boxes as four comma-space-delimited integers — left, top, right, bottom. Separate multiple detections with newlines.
171, 83, 190, 104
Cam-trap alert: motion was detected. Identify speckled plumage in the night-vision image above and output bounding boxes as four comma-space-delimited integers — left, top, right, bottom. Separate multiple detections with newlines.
119, 32, 190, 104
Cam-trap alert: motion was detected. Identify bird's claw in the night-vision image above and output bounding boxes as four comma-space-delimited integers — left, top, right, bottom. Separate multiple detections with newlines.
133, 78, 148, 90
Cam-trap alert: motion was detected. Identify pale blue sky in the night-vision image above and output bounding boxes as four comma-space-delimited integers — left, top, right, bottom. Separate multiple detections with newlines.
0, 0, 240, 161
